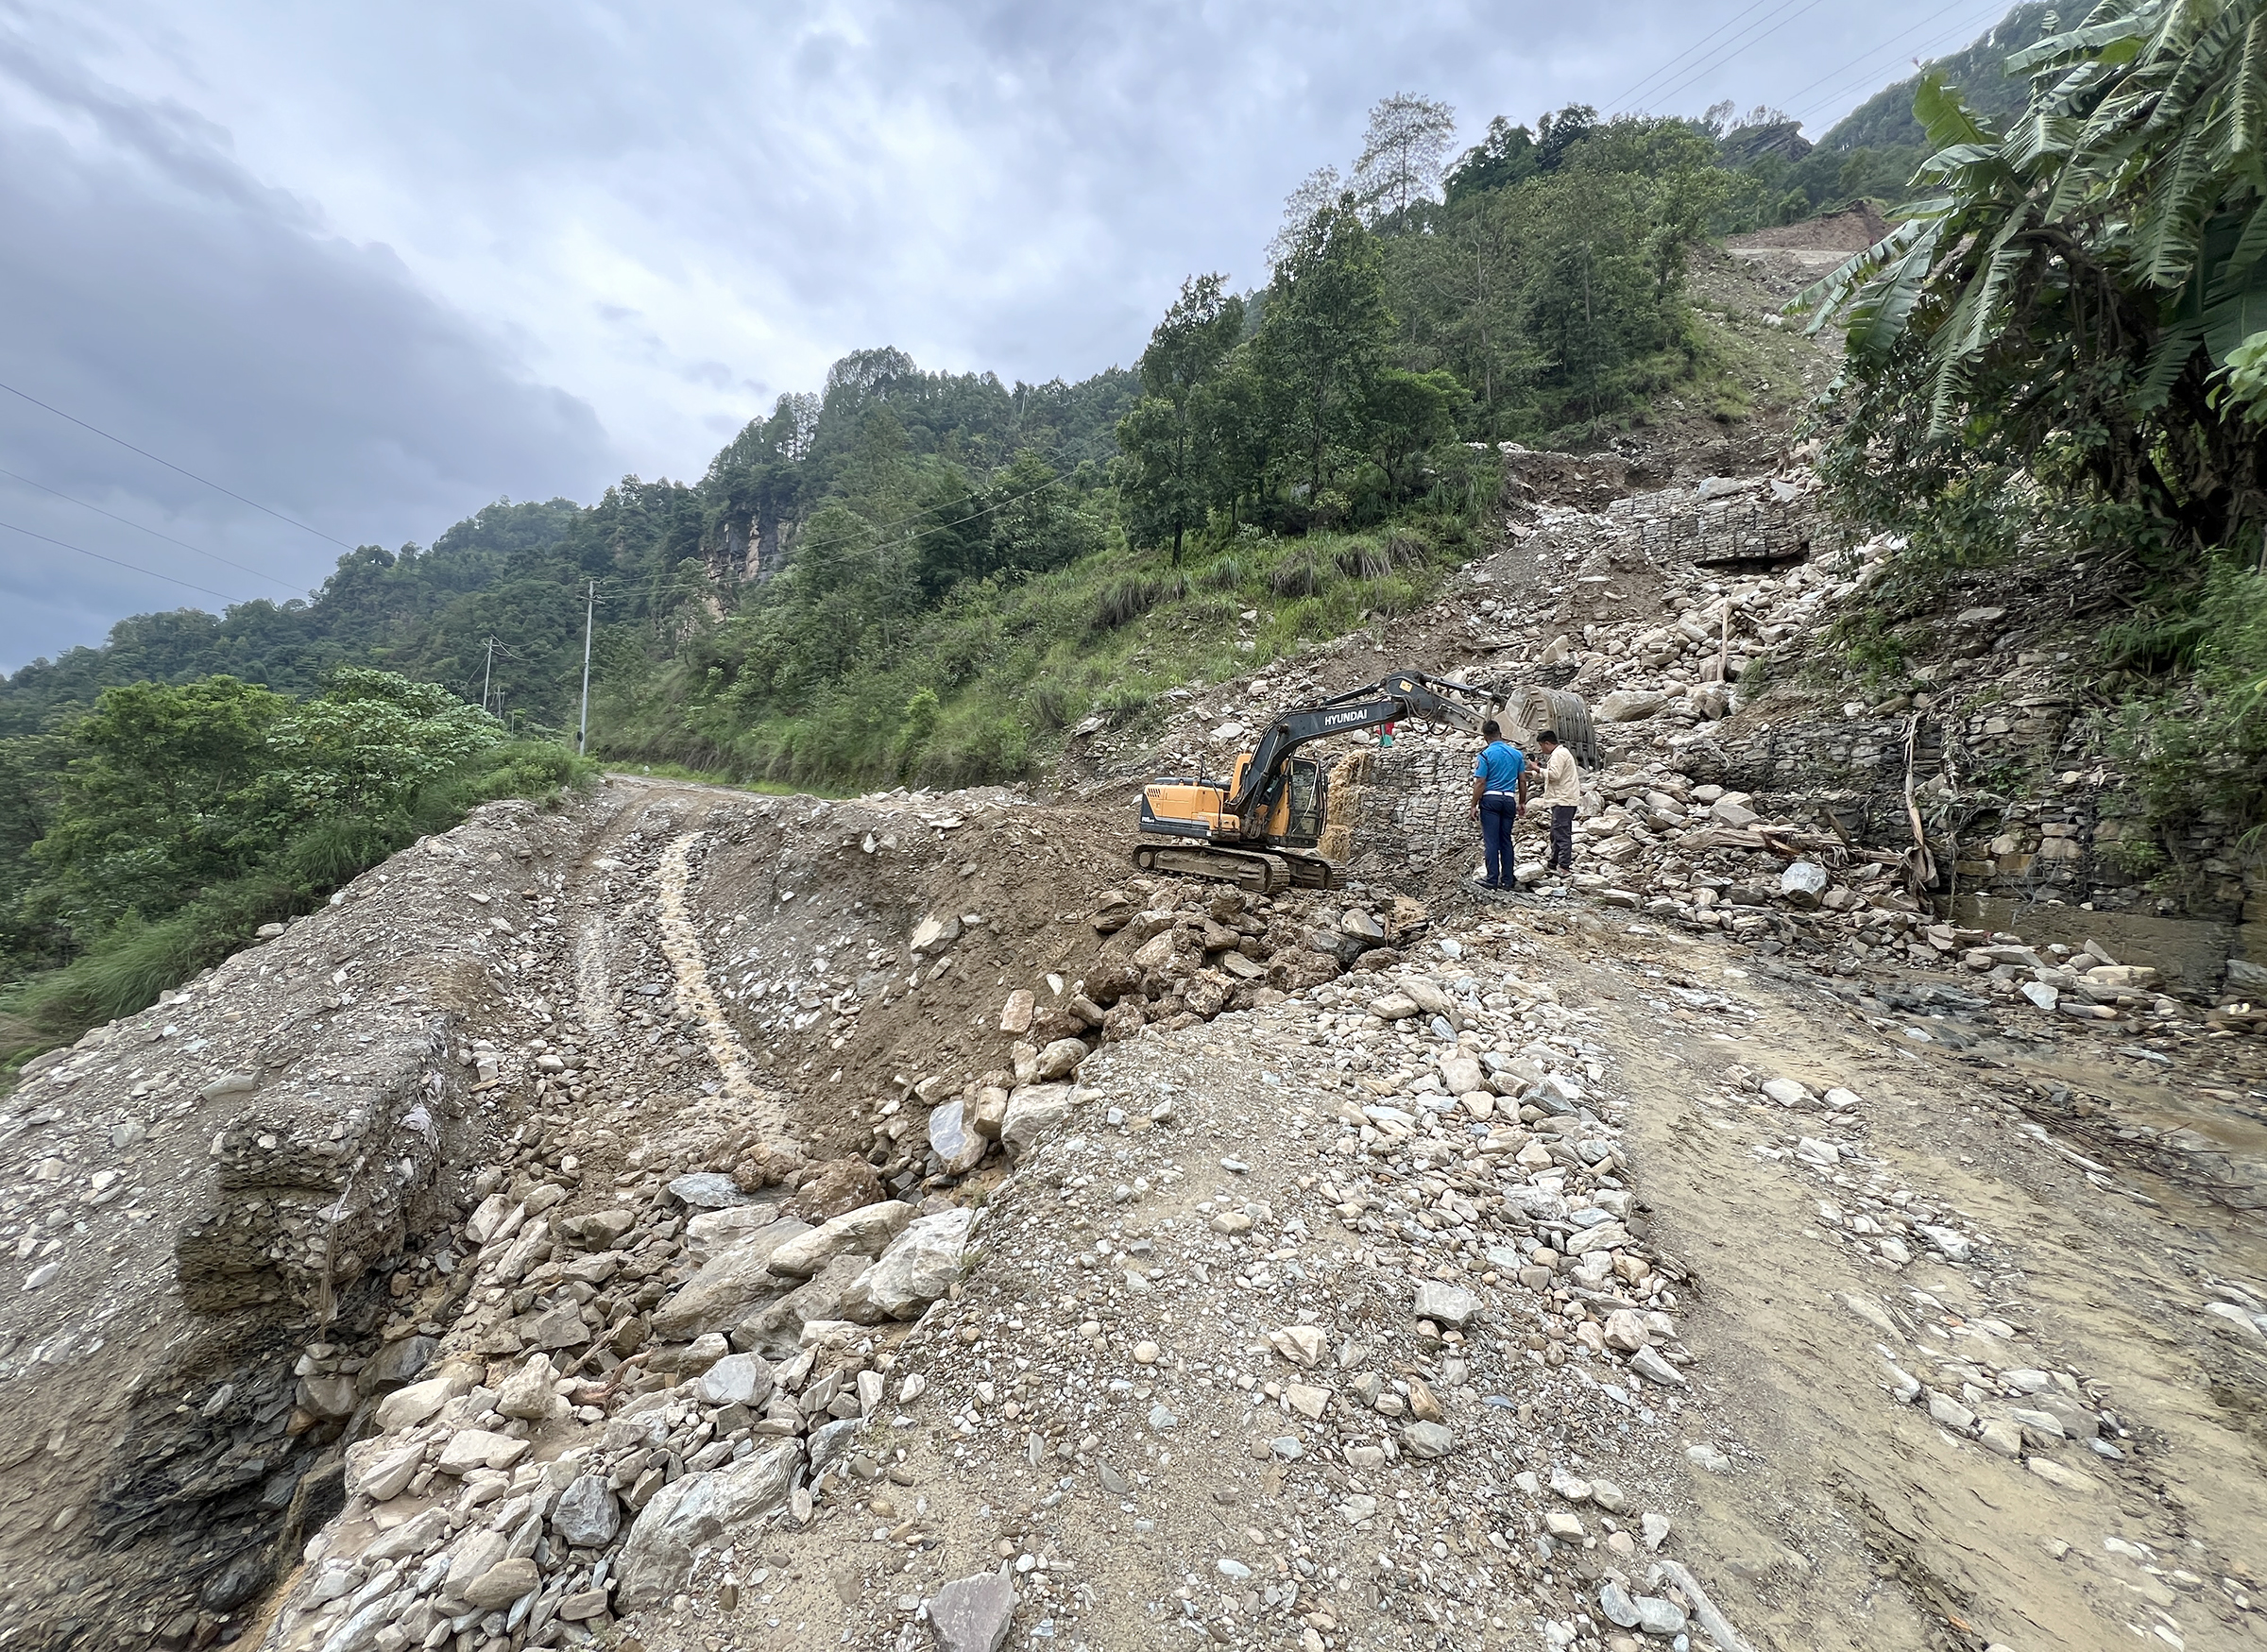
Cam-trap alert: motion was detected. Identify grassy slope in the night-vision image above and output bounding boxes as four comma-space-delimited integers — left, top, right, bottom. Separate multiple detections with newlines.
601, 519, 1474, 792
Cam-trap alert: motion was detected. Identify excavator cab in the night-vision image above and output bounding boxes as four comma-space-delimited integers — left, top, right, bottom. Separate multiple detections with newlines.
1137, 775, 1234, 840
1258, 755, 1326, 848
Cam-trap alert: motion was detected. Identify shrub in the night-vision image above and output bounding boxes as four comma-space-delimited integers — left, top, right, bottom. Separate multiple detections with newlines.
1093, 572, 1187, 630
1335, 542, 1394, 580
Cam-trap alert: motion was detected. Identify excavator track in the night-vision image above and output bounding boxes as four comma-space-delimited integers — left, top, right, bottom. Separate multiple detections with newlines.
1128, 843, 1339, 894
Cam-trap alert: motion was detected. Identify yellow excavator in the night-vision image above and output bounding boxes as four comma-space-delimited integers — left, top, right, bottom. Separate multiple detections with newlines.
1132, 669, 1503, 894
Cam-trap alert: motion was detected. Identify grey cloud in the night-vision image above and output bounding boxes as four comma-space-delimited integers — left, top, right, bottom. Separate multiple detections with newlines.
0, 6, 622, 670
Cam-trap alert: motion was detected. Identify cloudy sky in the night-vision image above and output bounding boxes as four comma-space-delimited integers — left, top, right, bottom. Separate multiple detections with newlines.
0, 0, 2015, 672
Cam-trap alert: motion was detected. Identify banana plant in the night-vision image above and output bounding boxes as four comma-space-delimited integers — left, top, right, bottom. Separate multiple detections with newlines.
1800, 0, 2267, 548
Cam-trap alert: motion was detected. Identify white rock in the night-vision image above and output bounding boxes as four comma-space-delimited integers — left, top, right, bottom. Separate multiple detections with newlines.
653, 1216, 814, 1337
351, 1439, 427, 1503
1270, 1325, 1328, 1367
1000, 1083, 1077, 1160
840, 1208, 976, 1321
765, 1202, 916, 1280
614, 1440, 806, 1610
436, 1429, 529, 1474
696, 1352, 776, 1408
1413, 1282, 1482, 1329
1437, 1055, 1486, 1096
1779, 861, 1829, 904
374, 1374, 469, 1432
494, 1354, 556, 1421
1596, 690, 1667, 723
1033, 1038, 1087, 1081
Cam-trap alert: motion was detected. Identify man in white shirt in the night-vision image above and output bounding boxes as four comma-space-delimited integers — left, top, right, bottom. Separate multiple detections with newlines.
1530, 730, 1580, 873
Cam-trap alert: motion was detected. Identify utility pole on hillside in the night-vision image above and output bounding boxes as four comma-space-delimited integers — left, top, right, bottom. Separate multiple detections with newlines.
578, 579, 596, 756
481, 636, 497, 715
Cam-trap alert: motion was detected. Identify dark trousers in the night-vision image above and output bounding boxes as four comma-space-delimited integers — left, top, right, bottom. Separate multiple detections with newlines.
1550, 805, 1576, 870
1480, 794, 1519, 885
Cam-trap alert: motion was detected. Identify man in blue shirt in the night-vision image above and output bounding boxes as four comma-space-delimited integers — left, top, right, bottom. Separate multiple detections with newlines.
1468, 720, 1526, 888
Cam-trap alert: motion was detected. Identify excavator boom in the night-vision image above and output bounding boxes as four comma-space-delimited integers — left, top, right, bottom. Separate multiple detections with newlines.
1227, 670, 1491, 821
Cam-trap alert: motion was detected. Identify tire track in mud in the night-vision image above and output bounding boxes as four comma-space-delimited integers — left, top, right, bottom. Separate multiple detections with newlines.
653, 828, 793, 1144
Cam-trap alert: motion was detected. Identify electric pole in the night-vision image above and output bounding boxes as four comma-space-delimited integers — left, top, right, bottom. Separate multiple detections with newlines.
481, 636, 496, 714
578, 579, 596, 756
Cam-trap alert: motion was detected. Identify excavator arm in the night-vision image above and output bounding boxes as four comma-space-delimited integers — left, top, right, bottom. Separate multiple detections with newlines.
1225, 669, 1493, 827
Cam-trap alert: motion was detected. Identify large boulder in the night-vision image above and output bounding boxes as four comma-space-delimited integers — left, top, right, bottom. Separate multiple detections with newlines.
1779, 860, 1829, 908
841, 1208, 977, 1322
494, 1353, 558, 1421
372, 1372, 468, 1432
1437, 1055, 1486, 1097
1595, 689, 1667, 723
927, 1099, 989, 1176
1033, 1038, 1087, 1081
695, 1352, 776, 1408
685, 1202, 792, 1262
650, 1217, 813, 1339
999, 1083, 1076, 1161
1399, 978, 1455, 1019
765, 1201, 917, 1279
732, 1252, 874, 1349
552, 1473, 622, 1549
614, 1440, 805, 1610
781, 1158, 886, 1222
926, 1568, 1019, 1652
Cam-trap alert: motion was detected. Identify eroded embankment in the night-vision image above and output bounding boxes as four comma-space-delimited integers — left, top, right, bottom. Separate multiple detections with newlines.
0, 791, 621, 1650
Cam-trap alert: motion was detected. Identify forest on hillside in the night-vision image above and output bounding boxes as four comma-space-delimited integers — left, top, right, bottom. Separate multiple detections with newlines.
0, 7, 2072, 760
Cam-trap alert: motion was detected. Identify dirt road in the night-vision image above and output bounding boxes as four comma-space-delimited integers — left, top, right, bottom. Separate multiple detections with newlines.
3, 769, 2261, 1652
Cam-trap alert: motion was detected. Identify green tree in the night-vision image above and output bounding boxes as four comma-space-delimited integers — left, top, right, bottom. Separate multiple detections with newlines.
1444, 116, 1539, 203
1257, 196, 1393, 502
1805, 0, 2267, 552
1363, 368, 1471, 497
1355, 93, 1459, 221
261, 669, 502, 819
1535, 105, 1597, 171
32, 677, 291, 931
1115, 274, 1247, 559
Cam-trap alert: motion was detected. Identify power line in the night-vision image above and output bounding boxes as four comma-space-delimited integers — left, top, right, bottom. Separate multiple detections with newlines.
1603, 0, 1786, 114
0, 517, 244, 604
1788, 2, 2013, 123
0, 465, 306, 594
1777, 0, 1977, 109
1628, 0, 1837, 118
0, 377, 358, 551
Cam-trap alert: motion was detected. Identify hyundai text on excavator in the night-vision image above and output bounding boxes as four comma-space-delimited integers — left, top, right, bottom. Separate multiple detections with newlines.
1132, 669, 1501, 894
